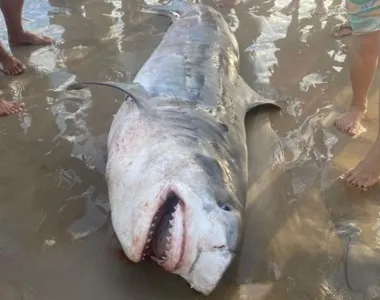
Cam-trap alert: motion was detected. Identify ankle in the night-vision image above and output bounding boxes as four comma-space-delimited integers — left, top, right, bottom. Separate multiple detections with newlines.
350, 102, 367, 114
8, 29, 27, 41
0, 45, 12, 60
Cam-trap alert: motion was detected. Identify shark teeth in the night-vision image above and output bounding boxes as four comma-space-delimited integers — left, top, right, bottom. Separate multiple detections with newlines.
152, 256, 167, 265
141, 195, 181, 263
164, 204, 180, 256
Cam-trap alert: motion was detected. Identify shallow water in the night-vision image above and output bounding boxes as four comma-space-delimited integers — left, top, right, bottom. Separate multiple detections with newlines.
1, 0, 380, 299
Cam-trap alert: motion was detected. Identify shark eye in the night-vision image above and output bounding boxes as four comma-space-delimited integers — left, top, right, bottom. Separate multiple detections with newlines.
219, 204, 231, 212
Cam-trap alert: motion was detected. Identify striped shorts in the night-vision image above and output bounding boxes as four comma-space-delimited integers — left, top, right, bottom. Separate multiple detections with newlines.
347, 0, 380, 34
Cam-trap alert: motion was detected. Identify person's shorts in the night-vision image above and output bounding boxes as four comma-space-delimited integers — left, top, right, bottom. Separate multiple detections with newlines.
347, 0, 380, 34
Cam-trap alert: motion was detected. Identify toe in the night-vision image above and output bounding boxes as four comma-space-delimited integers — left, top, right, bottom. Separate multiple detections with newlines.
11, 102, 24, 111
360, 182, 370, 191
13, 68, 21, 75
348, 176, 359, 186
347, 127, 356, 136
358, 183, 369, 192
344, 172, 357, 185
15, 62, 26, 74
334, 121, 350, 133
337, 174, 346, 182
13, 67, 22, 75
354, 177, 366, 189
363, 176, 380, 190
338, 169, 353, 181
36, 35, 54, 45
334, 121, 341, 130
44, 36, 54, 43
18, 62, 27, 71
342, 124, 350, 133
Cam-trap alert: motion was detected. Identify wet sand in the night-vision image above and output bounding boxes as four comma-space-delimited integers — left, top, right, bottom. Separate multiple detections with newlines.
1, 0, 380, 299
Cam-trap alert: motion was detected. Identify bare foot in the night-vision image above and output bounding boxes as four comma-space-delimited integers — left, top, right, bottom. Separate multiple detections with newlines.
332, 22, 353, 38
338, 139, 380, 190
0, 52, 26, 75
9, 31, 54, 46
334, 106, 366, 136
0, 100, 24, 116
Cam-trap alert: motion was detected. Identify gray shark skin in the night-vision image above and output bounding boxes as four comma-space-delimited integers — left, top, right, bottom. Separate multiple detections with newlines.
67, 0, 281, 295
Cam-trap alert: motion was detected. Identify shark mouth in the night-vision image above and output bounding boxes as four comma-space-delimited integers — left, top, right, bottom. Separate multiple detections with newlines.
141, 191, 185, 272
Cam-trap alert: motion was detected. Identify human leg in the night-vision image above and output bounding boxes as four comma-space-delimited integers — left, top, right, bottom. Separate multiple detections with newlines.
338, 100, 380, 190
334, 30, 380, 136
336, 7, 380, 189
1, 0, 53, 46
0, 0, 54, 75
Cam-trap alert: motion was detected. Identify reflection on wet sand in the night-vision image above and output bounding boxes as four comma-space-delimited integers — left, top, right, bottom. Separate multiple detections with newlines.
1, 0, 380, 299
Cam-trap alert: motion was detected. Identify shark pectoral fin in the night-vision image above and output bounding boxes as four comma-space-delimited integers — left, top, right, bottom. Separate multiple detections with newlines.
238, 76, 283, 113
66, 81, 152, 112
